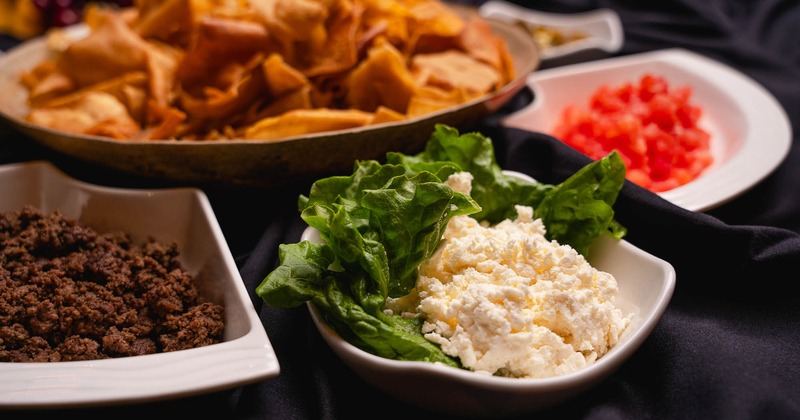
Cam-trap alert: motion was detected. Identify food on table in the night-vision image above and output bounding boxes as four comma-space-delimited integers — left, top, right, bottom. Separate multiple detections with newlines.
551, 73, 713, 192
17, 0, 515, 141
257, 124, 629, 377
0, 205, 224, 362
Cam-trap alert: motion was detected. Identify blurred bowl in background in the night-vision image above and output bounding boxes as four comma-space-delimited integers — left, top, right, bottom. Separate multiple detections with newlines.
479, 0, 623, 68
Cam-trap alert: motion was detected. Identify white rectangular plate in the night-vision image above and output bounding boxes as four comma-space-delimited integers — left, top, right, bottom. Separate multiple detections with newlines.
502, 48, 791, 211
0, 161, 279, 408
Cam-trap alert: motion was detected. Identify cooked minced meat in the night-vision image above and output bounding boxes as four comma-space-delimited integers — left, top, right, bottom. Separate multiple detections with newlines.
0, 205, 225, 362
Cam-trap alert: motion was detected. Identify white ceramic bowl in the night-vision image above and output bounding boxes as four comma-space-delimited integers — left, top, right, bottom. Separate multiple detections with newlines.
502, 48, 791, 212
0, 161, 279, 409
302, 171, 676, 417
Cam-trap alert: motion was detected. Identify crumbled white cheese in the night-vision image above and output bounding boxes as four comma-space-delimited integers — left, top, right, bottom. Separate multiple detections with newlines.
385, 172, 632, 379
445, 171, 474, 195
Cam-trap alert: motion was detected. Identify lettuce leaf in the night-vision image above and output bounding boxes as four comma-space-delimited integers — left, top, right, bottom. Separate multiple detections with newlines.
257, 241, 460, 365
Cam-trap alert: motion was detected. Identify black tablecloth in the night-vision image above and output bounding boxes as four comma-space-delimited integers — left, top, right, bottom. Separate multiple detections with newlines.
2, 0, 799, 418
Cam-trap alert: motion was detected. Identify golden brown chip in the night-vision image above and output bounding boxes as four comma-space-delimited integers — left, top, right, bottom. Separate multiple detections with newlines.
143, 42, 181, 107
20, 60, 75, 104
411, 50, 502, 96
57, 7, 179, 108
27, 72, 75, 105
369, 105, 406, 124
179, 55, 266, 121
250, 0, 331, 62
26, 91, 140, 139
459, 16, 505, 73
494, 33, 516, 85
244, 108, 373, 141
406, 85, 469, 118
20, 60, 55, 91
83, 2, 138, 28
58, 9, 149, 88
176, 16, 270, 91
30, 72, 148, 122
405, 1, 464, 55
132, 0, 196, 46
138, 101, 187, 140
294, 0, 364, 77
253, 85, 312, 120
409, 2, 465, 37
262, 54, 310, 97
360, 0, 411, 47
346, 37, 417, 113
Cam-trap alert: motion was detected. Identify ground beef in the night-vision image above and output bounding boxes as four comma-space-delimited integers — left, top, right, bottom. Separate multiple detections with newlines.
0, 205, 225, 362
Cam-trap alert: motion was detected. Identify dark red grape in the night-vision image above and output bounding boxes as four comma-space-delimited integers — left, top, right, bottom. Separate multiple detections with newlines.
32, 0, 51, 12
51, 7, 81, 27
31, 0, 134, 30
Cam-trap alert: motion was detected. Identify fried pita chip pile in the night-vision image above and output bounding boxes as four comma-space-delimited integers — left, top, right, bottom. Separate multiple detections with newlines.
20, 0, 515, 141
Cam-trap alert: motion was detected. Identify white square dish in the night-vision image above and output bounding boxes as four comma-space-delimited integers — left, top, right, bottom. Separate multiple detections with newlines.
502, 48, 792, 212
303, 170, 676, 417
0, 161, 279, 408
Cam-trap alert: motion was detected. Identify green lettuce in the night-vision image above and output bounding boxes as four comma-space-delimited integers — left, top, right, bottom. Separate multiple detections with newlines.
256, 124, 627, 365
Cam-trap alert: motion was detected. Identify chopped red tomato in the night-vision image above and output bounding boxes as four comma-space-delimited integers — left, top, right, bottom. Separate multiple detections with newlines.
551, 74, 713, 193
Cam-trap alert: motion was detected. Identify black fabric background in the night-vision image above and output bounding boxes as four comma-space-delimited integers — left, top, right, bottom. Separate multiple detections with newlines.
2, 0, 799, 419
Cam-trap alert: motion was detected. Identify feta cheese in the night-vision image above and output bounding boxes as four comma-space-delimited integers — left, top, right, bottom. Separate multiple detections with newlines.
385, 173, 632, 378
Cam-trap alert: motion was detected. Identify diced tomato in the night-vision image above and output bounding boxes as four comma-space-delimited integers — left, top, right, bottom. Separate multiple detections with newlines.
551, 73, 713, 193
615, 83, 634, 103
645, 95, 677, 131
638, 74, 668, 101
627, 168, 651, 189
